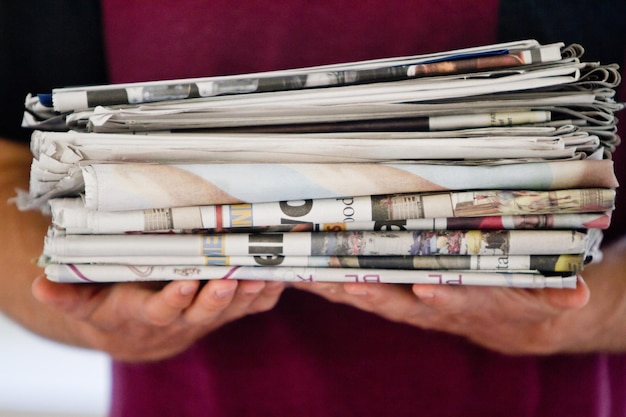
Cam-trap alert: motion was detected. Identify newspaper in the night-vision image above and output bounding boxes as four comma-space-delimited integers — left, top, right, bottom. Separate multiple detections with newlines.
47, 40, 562, 112
82, 70, 584, 133
29, 124, 601, 152
69, 160, 617, 211
25, 133, 577, 167
52, 92, 616, 135
85, 89, 619, 134
43, 230, 589, 258
44, 263, 577, 288
23, 126, 608, 212
19, 39, 623, 286
31, 115, 585, 160
41, 254, 585, 273
47, 189, 614, 234
49, 86, 612, 129
24, 91, 606, 133
23, 158, 618, 212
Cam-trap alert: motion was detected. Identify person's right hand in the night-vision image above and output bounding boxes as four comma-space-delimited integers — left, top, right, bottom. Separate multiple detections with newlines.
32, 277, 285, 362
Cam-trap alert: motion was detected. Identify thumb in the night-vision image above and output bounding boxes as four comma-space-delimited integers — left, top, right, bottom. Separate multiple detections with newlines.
31, 274, 105, 315
542, 275, 590, 310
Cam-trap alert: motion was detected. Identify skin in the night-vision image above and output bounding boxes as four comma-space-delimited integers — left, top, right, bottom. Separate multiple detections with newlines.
1, 138, 285, 362
2, 137, 626, 362
293, 249, 626, 355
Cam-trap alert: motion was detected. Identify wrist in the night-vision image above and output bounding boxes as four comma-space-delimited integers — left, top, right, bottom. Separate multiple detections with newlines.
566, 236, 626, 352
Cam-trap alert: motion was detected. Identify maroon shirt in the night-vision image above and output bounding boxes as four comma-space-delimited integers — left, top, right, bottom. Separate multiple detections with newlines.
101, 1, 626, 415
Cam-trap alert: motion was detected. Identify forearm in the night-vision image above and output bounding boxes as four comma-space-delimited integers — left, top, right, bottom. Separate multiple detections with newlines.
573, 234, 626, 352
0, 138, 287, 361
0, 138, 80, 345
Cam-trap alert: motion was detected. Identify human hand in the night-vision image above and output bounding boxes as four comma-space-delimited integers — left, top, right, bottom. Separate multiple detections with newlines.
292, 279, 590, 355
291, 252, 626, 356
32, 277, 285, 362
0, 138, 286, 362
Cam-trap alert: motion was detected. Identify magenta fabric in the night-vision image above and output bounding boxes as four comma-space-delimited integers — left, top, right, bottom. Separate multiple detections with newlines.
100, 1, 626, 416
110, 294, 626, 417
101, 0, 499, 82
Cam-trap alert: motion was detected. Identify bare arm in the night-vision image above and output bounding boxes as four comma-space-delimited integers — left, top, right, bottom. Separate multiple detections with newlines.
0, 138, 286, 361
0, 139, 57, 335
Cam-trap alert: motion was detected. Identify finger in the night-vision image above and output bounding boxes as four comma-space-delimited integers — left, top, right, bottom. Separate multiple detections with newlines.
32, 274, 109, 317
413, 283, 542, 317
411, 281, 587, 320
342, 282, 428, 322
297, 281, 428, 323
291, 282, 346, 301
194, 280, 286, 325
33, 276, 160, 327
183, 279, 239, 325
412, 283, 478, 314
140, 280, 201, 326
217, 280, 272, 317
241, 280, 286, 314
542, 275, 590, 310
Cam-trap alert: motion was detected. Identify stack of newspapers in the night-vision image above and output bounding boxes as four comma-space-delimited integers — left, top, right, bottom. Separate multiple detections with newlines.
20, 39, 623, 288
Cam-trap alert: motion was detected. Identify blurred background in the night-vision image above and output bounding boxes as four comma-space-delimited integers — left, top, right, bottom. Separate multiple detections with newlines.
0, 313, 111, 417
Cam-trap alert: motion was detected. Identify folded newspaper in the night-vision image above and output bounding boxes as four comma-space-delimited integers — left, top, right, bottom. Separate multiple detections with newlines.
20, 39, 623, 287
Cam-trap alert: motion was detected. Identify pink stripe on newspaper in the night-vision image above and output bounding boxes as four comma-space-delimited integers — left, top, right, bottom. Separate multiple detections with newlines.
67, 264, 96, 283
222, 266, 241, 280
216, 205, 223, 230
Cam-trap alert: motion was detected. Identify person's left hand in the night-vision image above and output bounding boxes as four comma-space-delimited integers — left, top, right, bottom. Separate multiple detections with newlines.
292, 272, 596, 355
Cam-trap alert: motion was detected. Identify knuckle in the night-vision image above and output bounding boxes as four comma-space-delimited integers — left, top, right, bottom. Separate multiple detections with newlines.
144, 311, 174, 327
248, 296, 281, 314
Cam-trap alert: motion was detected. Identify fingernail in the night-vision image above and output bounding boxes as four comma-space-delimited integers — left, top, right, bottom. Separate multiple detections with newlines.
242, 281, 265, 295
215, 284, 237, 298
179, 283, 197, 296
318, 284, 338, 293
344, 284, 369, 296
413, 286, 435, 300
264, 280, 284, 290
